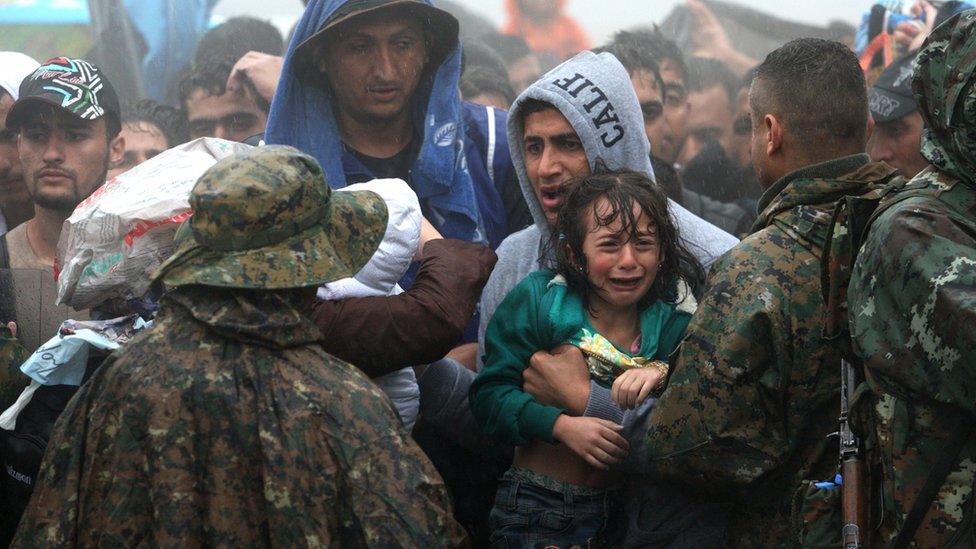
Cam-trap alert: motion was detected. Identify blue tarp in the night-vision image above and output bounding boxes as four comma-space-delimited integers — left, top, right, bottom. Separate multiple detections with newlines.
0, 0, 90, 24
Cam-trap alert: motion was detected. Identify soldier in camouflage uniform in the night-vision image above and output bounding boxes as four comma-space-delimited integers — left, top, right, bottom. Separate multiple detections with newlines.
13, 146, 467, 547
562, 39, 905, 547
849, 10, 976, 547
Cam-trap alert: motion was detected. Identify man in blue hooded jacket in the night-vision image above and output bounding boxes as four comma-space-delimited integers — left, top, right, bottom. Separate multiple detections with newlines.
266, 0, 530, 250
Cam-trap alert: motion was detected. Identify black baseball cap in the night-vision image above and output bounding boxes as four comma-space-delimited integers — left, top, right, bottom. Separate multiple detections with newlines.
6, 57, 121, 132
868, 53, 918, 124
292, 0, 459, 78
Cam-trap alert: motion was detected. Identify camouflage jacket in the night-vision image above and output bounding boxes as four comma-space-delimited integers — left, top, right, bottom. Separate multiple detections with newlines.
848, 12, 976, 547
630, 155, 899, 547
850, 169, 976, 548
13, 286, 467, 548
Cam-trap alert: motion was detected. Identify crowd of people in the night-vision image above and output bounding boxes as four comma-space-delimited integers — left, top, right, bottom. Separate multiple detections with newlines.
0, 0, 974, 547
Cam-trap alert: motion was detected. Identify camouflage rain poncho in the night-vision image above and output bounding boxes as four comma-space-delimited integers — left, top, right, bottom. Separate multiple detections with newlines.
13, 286, 467, 547
849, 9, 976, 547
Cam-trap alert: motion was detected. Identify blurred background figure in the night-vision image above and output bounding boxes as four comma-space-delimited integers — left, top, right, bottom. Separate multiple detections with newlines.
502, 0, 590, 64
108, 100, 189, 179
609, 28, 690, 167
192, 15, 284, 66
489, 33, 543, 96
678, 56, 738, 167
867, 51, 928, 178
0, 52, 39, 235
179, 57, 269, 143
461, 39, 516, 109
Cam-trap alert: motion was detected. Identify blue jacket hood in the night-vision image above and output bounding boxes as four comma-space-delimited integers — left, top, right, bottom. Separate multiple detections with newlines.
265, 0, 485, 243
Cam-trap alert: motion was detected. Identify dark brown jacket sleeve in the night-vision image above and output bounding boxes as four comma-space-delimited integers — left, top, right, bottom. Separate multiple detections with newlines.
307, 239, 497, 378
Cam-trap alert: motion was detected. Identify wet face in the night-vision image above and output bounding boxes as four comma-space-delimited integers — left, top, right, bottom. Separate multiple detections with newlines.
185, 87, 267, 142
679, 83, 734, 165
658, 58, 689, 164
18, 106, 123, 213
108, 120, 169, 179
319, 14, 429, 126
581, 197, 661, 315
630, 69, 667, 160
522, 107, 590, 226
869, 111, 927, 178
0, 92, 30, 211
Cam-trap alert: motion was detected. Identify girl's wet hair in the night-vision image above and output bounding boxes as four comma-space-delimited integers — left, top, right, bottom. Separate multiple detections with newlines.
547, 169, 705, 312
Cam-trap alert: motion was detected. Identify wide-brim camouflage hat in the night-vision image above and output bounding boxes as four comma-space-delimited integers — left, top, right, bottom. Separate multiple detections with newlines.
153, 145, 388, 290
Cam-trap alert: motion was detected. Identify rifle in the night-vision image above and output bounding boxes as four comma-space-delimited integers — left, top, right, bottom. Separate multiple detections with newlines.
839, 358, 869, 548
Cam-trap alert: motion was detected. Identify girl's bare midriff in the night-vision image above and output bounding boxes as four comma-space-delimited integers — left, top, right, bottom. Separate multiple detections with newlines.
514, 438, 610, 489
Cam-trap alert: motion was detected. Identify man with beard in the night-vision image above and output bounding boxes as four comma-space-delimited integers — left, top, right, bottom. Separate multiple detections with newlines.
267, 0, 529, 252
0, 52, 40, 236
2, 58, 123, 270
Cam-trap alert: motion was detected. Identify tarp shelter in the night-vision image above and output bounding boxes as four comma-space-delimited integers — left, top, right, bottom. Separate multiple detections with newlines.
0, 0, 218, 104
0, 0, 94, 67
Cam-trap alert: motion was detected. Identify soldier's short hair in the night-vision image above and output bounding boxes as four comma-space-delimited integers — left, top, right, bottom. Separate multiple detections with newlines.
751, 38, 868, 148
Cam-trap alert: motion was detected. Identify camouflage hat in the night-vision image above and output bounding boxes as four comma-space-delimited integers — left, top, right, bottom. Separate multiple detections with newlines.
912, 8, 976, 187
153, 145, 388, 290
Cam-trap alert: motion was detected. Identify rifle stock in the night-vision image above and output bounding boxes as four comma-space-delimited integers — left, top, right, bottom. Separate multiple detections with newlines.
840, 359, 870, 548
842, 456, 868, 548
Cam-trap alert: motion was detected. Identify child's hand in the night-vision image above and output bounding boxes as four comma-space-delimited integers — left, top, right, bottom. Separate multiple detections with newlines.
611, 366, 666, 410
552, 415, 629, 470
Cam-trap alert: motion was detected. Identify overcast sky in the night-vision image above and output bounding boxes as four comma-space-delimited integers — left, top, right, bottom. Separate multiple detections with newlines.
213, 0, 870, 44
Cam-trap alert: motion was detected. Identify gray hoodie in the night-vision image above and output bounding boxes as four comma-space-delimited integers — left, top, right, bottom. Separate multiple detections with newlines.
476, 51, 738, 366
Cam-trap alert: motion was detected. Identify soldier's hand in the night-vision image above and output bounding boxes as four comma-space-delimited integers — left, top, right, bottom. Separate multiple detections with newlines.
552, 415, 628, 470
525, 345, 589, 414
611, 367, 665, 410
6, 322, 15, 338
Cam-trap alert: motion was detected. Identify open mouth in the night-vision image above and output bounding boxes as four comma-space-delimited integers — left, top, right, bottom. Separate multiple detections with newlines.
539, 185, 564, 210
608, 277, 644, 290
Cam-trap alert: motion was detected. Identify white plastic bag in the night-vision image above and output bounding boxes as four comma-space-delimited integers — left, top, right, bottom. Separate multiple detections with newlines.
317, 179, 423, 431
56, 138, 252, 310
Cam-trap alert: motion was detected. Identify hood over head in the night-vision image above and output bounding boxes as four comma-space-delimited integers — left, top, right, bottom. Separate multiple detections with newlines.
913, 8, 976, 188
507, 50, 738, 269
507, 50, 656, 235
266, 0, 483, 243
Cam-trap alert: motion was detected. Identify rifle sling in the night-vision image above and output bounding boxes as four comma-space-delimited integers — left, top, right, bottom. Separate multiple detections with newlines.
0, 234, 8, 269
890, 415, 974, 549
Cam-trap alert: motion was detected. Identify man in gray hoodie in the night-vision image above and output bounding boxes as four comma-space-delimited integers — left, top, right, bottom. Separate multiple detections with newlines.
422, 50, 736, 414
476, 50, 738, 367
418, 50, 736, 545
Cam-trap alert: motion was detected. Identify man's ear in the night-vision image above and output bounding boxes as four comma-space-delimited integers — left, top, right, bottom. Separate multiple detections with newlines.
765, 113, 783, 157
109, 133, 125, 167
866, 113, 876, 145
